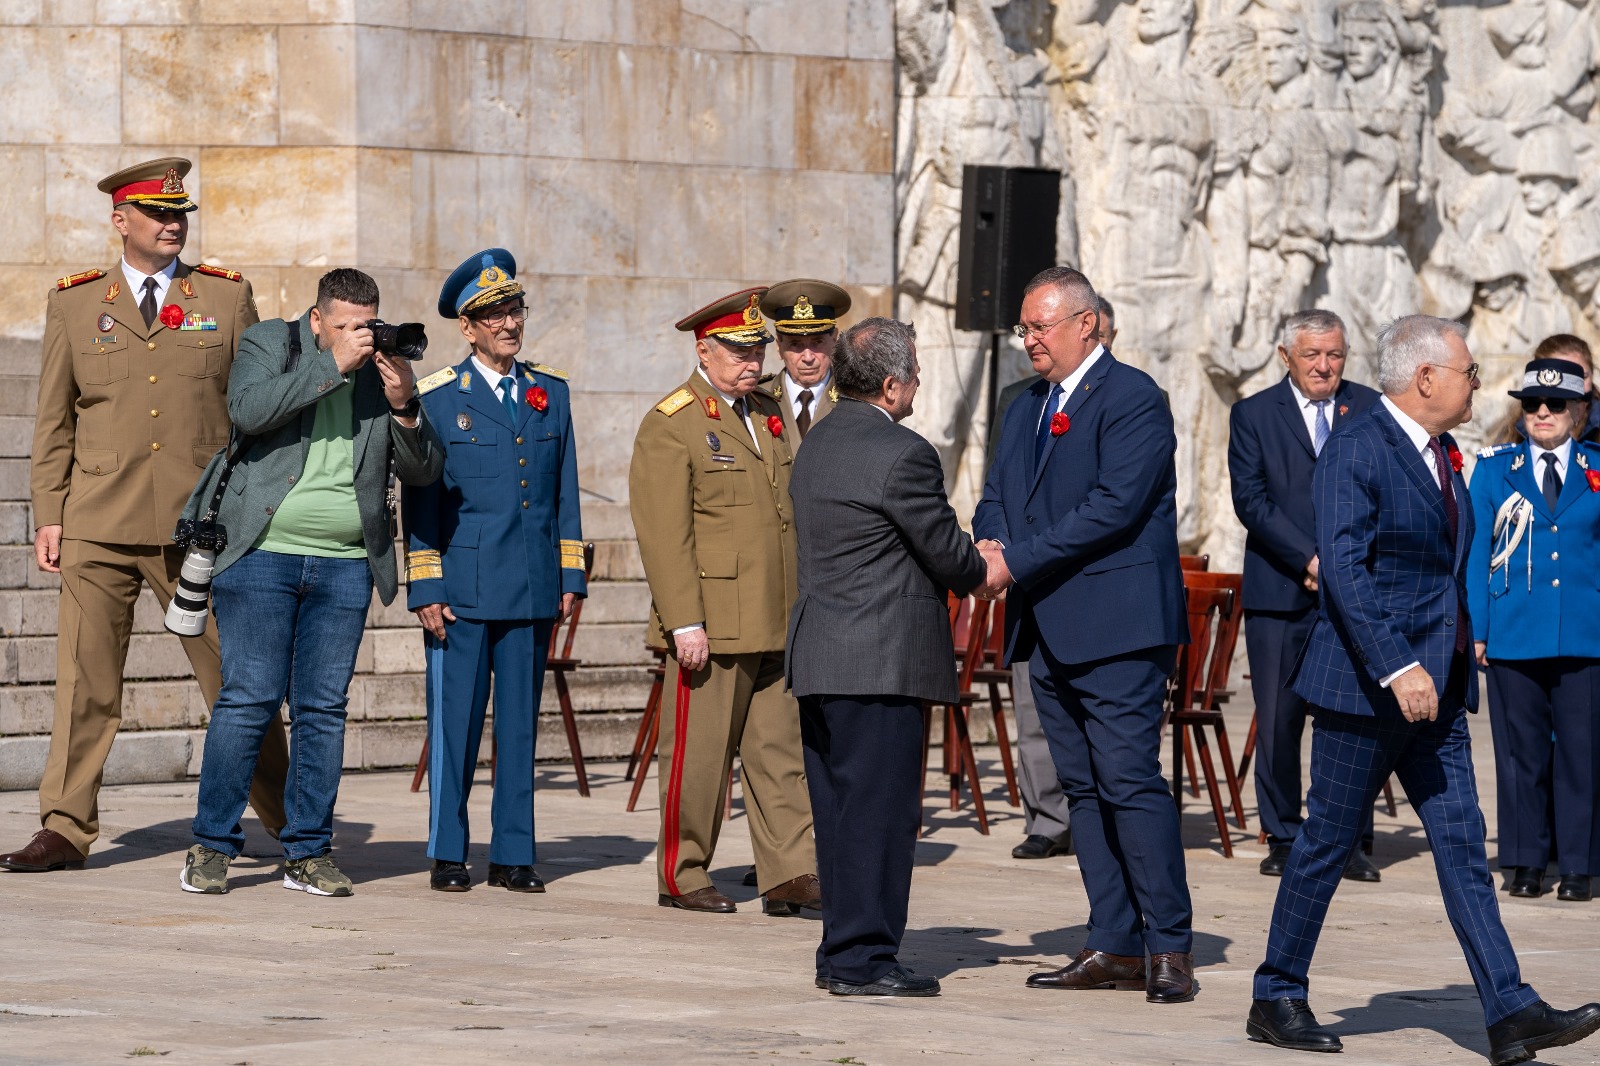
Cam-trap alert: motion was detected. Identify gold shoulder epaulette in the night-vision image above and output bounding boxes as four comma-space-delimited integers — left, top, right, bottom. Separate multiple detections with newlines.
194, 264, 243, 282
416, 367, 458, 395
656, 388, 695, 416
56, 269, 106, 291
531, 362, 569, 381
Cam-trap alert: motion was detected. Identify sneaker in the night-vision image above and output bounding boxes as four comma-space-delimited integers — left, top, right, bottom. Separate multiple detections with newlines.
283, 852, 354, 897
180, 844, 231, 894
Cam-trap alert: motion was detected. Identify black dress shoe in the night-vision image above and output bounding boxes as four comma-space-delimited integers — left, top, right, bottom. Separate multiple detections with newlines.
828, 966, 940, 997
1012, 833, 1072, 859
1558, 874, 1592, 902
487, 863, 545, 893
1487, 1000, 1600, 1066
1508, 867, 1543, 898
1259, 844, 1291, 877
1342, 850, 1381, 883
742, 865, 758, 887
430, 860, 471, 892
814, 974, 828, 990
1247, 998, 1343, 1052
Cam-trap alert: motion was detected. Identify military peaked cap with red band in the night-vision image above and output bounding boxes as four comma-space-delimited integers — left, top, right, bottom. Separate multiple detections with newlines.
97, 156, 198, 212
674, 287, 773, 347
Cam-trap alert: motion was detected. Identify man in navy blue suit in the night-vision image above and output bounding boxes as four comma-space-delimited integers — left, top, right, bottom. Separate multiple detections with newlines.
1248, 315, 1600, 1065
1227, 309, 1381, 881
974, 267, 1196, 1004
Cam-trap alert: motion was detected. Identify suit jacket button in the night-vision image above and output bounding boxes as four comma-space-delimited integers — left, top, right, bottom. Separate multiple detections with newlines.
1444, 617, 1454, 626
1026, 515, 1035, 524
265, 506, 274, 515
288, 474, 297, 483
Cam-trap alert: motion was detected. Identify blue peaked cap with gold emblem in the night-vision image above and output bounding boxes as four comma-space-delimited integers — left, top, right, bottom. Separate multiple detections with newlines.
438, 248, 524, 319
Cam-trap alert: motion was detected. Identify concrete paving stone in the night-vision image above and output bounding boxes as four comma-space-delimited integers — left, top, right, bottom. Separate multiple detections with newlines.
3, 700, 1598, 1066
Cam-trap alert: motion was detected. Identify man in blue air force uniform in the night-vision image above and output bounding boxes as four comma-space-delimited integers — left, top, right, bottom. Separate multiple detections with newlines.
402, 249, 586, 895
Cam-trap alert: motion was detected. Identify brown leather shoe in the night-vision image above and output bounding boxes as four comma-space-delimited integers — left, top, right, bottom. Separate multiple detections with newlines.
1146, 951, 1199, 1003
762, 873, 822, 916
657, 886, 737, 913
1026, 948, 1146, 990
0, 829, 86, 872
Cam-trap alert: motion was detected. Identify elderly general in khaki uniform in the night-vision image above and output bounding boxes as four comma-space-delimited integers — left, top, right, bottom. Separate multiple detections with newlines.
0, 158, 288, 872
629, 288, 819, 915
758, 279, 849, 444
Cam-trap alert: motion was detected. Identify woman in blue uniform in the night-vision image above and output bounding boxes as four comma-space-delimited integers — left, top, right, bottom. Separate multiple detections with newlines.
1468, 358, 1600, 903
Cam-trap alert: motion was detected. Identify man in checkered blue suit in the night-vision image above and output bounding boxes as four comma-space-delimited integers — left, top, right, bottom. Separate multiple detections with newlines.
1246, 315, 1600, 1065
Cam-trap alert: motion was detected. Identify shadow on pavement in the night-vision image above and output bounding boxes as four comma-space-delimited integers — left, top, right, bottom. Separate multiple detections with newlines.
1330, 985, 1488, 1057
900, 924, 1235, 978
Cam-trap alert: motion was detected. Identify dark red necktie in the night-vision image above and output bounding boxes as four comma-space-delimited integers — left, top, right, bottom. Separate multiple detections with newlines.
1427, 437, 1467, 653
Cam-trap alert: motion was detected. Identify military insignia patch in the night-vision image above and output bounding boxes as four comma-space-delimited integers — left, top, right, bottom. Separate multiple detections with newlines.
706, 432, 721, 452
194, 264, 243, 282
179, 314, 217, 331
103, 282, 120, 303
98, 313, 114, 333
56, 269, 106, 291
479, 265, 508, 287
178, 277, 196, 299
416, 366, 459, 395
792, 294, 815, 320
1537, 368, 1563, 387
704, 396, 720, 420
712, 455, 736, 463
655, 388, 695, 416
1512, 453, 1526, 471
456, 412, 472, 431
828, 384, 838, 403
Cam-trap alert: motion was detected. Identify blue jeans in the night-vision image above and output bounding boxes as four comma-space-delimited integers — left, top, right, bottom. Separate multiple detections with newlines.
192, 550, 372, 860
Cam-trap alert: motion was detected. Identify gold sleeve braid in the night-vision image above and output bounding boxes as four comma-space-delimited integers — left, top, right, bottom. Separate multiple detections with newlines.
404, 548, 442, 582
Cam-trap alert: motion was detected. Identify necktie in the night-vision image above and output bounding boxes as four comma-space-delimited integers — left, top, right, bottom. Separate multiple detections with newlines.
139, 277, 159, 329
498, 378, 517, 423
1541, 452, 1562, 511
1427, 436, 1468, 653
797, 389, 813, 439
1034, 383, 1064, 471
1312, 400, 1331, 455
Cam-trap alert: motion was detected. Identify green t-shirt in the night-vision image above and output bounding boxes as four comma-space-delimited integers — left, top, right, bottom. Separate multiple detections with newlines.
255, 377, 366, 559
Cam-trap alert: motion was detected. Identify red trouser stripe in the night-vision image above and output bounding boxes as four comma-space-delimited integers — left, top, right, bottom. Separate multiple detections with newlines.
662, 665, 692, 897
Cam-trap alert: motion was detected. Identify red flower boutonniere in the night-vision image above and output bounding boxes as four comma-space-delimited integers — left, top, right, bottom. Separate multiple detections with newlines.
767, 414, 784, 438
1587, 470, 1600, 493
1447, 445, 1464, 474
158, 304, 184, 330
526, 386, 548, 412
1338, 404, 1349, 417
1050, 412, 1070, 437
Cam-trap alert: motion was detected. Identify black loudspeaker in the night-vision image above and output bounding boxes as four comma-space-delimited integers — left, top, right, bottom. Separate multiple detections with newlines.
955, 165, 1061, 333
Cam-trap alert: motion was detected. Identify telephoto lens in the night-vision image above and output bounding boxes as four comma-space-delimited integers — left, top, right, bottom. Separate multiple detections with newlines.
164, 519, 228, 637
367, 320, 428, 360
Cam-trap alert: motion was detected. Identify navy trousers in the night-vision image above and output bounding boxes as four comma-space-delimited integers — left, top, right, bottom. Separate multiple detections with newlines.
424, 617, 552, 866
800, 694, 924, 986
1485, 658, 1600, 875
1246, 609, 1374, 850
1029, 642, 1193, 956
1255, 658, 1540, 1026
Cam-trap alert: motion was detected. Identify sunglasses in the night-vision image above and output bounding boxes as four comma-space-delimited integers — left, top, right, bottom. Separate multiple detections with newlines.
1521, 398, 1573, 415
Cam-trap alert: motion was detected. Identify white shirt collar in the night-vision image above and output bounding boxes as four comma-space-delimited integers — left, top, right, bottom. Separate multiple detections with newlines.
1043, 344, 1106, 414
1532, 437, 1573, 474
471, 355, 519, 397
784, 370, 830, 410
121, 257, 178, 306
1381, 395, 1433, 454
1286, 378, 1331, 411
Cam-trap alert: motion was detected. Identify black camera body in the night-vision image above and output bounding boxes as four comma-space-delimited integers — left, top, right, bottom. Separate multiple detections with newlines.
367, 319, 428, 360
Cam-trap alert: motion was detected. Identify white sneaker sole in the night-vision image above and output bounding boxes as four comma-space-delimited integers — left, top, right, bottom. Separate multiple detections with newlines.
282, 873, 351, 897
178, 869, 227, 894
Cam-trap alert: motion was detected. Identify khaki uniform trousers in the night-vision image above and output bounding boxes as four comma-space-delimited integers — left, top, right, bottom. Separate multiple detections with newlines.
657, 649, 815, 896
39, 539, 289, 853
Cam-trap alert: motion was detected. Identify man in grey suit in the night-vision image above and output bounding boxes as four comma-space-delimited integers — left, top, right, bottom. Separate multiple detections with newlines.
787, 317, 993, 997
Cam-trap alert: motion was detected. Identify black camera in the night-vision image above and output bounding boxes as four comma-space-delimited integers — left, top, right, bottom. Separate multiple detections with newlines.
367, 320, 428, 360
164, 519, 229, 637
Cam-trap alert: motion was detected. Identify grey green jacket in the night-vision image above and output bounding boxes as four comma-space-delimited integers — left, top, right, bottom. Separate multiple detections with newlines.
182, 310, 444, 604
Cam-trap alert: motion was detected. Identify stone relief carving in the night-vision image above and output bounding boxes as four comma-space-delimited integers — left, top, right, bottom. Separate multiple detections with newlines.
897, 0, 1600, 561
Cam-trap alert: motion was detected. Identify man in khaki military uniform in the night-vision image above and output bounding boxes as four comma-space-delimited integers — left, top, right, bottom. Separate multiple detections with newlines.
0, 158, 288, 872
758, 279, 850, 444
629, 287, 819, 914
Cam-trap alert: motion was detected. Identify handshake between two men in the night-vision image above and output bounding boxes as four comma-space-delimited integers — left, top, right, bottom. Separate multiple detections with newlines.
973, 539, 1012, 601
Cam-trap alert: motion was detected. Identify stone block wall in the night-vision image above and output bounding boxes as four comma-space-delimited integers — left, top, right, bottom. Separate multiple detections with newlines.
0, 1, 896, 787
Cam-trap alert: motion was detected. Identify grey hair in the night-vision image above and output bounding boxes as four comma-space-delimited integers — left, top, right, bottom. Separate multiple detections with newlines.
1278, 309, 1347, 352
1022, 266, 1100, 326
1376, 315, 1468, 395
833, 317, 917, 398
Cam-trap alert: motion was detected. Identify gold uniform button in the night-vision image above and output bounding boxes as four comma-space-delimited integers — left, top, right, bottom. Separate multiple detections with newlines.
148, 375, 158, 384
150, 442, 160, 451
520, 479, 527, 488
150, 409, 159, 418
782, 522, 789, 532
516, 437, 524, 445
147, 341, 156, 351
518, 458, 527, 467
1552, 525, 1559, 533
1552, 551, 1560, 561
699, 570, 706, 578
521, 501, 529, 509
1553, 578, 1561, 588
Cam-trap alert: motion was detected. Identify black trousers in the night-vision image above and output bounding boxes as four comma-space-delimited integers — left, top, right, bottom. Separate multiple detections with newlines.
800, 694, 924, 985
1246, 608, 1374, 849
1485, 658, 1600, 875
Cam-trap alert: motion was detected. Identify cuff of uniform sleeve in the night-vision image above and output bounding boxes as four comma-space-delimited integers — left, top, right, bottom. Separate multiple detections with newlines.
1378, 661, 1421, 688
32, 498, 64, 528
671, 623, 704, 636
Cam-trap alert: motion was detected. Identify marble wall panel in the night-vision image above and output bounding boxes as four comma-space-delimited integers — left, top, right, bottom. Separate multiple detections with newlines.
409, 0, 524, 36
793, 57, 893, 174
746, 0, 849, 59
196, 0, 312, 23
740, 168, 848, 283
522, 40, 587, 160
93, 0, 196, 24
279, 24, 357, 145
200, 146, 357, 265
0, 3, 41, 25
633, 163, 746, 280
583, 44, 692, 165
579, 274, 699, 393
355, 148, 414, 268
677, 0, 748, 52
524, 157, 639, 277
121, 27, 279, 147
525, 0, 684, 47
0, 28, 122, 144
407, 150, 480, 271
687, 51, 796, 169
845, 0, 894, 60
354, 27, 474, 152
0, 149, 47, 266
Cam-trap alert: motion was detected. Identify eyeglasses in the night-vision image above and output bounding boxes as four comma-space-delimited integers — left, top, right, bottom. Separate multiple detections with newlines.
1521, 398, 1572, 415
473, 304, 528, 330
1012, 308, 1092, 341
1426, 361, 1480, 383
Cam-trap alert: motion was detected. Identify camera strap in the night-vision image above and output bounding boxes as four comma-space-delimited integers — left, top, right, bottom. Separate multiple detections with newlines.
201, 319, 305, 522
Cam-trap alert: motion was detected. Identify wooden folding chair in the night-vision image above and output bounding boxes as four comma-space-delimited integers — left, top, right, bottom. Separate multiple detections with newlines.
968, 599, 1020, 807
1179, 553, 1211, 572
923, 594, 993, 834
410, 543, 597, 795
1169, 581, 1249, 856
1175, 571, 1242, 799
